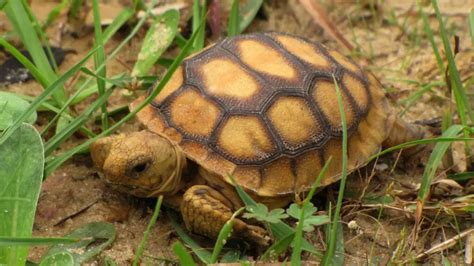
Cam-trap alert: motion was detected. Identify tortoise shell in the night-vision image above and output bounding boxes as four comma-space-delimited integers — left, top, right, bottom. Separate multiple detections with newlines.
134, 32, 391, 197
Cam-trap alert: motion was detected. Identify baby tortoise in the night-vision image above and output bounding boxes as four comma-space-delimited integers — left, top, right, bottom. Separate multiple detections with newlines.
90, 32, 425, 247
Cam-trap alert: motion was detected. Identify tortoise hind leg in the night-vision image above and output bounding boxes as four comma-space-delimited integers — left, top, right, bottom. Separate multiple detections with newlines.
180, 185, 271, 247
383, 117, 429, 155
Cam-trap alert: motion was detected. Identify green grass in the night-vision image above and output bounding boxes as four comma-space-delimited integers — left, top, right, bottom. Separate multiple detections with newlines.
321, 75, 348, 265
133, 196, 164, 266
92, 0, 109, 131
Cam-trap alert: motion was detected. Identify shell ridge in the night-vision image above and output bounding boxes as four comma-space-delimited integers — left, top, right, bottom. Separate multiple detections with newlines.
217, 45, 271, 87
257, 33, 310, 75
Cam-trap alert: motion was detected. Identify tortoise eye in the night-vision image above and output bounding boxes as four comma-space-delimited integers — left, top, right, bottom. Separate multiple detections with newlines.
133, 163, 148, 173
129, 161, 150, 178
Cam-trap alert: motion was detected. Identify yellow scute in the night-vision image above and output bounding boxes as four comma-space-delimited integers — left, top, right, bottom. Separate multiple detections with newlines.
155, 66, 183, 103
343, 74, 369, 111
169, 89, 221, 137
275, 35, 330, 69
200, 58, 259, 99
217, 116, 275, 161
312, 81, 355, 130
238, 39, 296, 79
259, 157, 295, 196
267, 96, 322, 146
295, 151, 323, 192
329, 50, 360, 74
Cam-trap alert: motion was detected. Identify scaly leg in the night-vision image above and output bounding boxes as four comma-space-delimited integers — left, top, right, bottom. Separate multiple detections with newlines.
384, 117, 429, 156
180, 185, 270, 247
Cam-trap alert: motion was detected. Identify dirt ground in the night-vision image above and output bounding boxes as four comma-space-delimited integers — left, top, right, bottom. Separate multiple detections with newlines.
1, 0, 473, 264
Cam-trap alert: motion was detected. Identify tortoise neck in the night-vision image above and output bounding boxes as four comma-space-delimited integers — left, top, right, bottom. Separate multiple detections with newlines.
145, 134, 187, 197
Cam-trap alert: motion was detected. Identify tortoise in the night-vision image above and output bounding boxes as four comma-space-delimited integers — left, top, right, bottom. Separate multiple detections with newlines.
90, 32, 425, 246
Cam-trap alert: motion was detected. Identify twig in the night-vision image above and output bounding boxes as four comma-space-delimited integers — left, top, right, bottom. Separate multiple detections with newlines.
298, 0, 354, 51
408, 228, 474, 262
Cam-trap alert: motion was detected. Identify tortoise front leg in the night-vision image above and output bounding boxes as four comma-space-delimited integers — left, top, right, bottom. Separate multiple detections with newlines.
180, 185, 270, 247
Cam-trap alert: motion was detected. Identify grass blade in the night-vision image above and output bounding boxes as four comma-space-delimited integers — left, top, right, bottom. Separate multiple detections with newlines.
291, 158, 332, 265
4, 0, 63, 103
260, 233, 294, 261
469, 8, 474, 46
92, 0, 109, 131
133, 196, 163, 266
0, 46, 99, 145
0, 38, 49, 87
367, 136, 474, 162
238, 0, 263, 33
43, 89, 113, 156
168, 212, 211, 264
227, 0, 239, 36
418, 3, 445, 75
417, 125, 464, 204
173, 241, 197, 266
431, 0, 474, 123
42, 0, 68, 30
69, 2, 157, 106
102, 8, 134, 42
210, 207, 245, 263
191, 0, 207, 52
0, 237, 78, 247
322, 76, 348, 264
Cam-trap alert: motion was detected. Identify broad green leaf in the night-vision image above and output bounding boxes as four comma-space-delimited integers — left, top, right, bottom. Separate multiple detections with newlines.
0, 92, 37, 129
303, 216, 330, 232
287, 203, 317, 220
287, 203, 329, 232
0, 124, 44, 266
132, 9, 179, 77
39, 252, 74, 266
231, 175, 322, 257
41, 222, 116, 265
243, 203, 288, 224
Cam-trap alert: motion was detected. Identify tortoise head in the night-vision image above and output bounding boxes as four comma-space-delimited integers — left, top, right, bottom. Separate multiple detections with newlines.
90, 130, 186, 197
